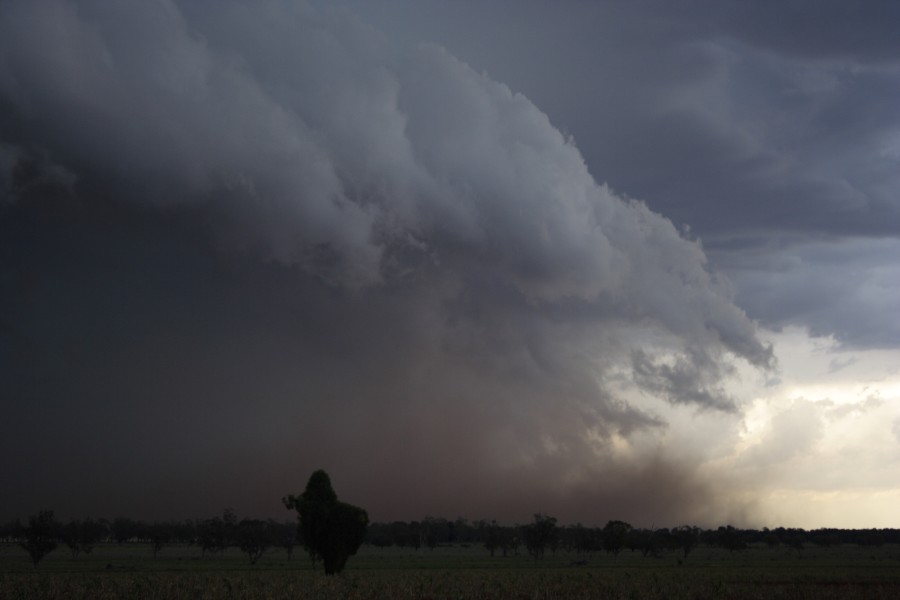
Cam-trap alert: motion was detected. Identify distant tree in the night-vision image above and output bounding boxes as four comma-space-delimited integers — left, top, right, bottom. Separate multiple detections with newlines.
20, 510, 59, 567
237, 519, 272, 564
564, 524, 602, 556
171, 519, 198, 545
629, 528, 662, 558
602, 520, 632, 556
453, 518, 477, 544
148, 522, 173, 558
198, 509, 238, 556
407, 521, 423, 550
505, 529, 520, 556
61, 518, 108, 558
221, 509, 238, 545
716, 525, 747, 552
0, 519, 23, 543
283, 469, 369, 575
482, 520, 504, 557
671, 525, 701, 559
111, 517, 140, 544
423, 517, 448, 549
522, 513, 557, 561
271, 520, 299, 559
366, 521, 394, 547
855, 529, 886, 548
197, 519, 221, 557
390, 521, 411, 549
654, 528, 675, 555
776, 527, 807, 553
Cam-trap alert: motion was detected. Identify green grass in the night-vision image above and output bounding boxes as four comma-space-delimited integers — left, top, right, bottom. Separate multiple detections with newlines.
2, 543, 900, 598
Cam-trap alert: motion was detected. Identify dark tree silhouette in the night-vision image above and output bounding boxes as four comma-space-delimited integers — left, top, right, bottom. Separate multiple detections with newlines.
237, 519, 272, 564
602, 520, 632, 556
716, 525, 747, 552
198, 509, 238, 557
406, 521, 423, 550
629, 528, 662, 558
61, 520, 84, 558
20, 510, 59, 567
776, 527, 807, 553
672, 525, 701, 558
272, 520, 299, 559
0, 519, 23, 543
111, 517, 140, 544
365, 521, 394, 547
283, 469, 368, 575
564, 524, 602, 556
422, 516, 448, 550
148, 521, 173, 558
61, 518, 108, 558
522, 513, 557, 561
481, 520, 505, 557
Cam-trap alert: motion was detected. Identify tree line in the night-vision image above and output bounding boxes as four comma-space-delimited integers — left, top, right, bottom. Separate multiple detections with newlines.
0, 509, 300, 567
367, 516, 900, 560
4, 470, 899, 572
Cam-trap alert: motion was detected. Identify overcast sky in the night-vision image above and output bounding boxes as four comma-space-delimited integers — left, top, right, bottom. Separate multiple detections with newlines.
1, 0, 898, 529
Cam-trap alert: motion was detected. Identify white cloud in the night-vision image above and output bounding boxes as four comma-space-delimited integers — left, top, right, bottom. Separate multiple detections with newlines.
712, 327, 900, 525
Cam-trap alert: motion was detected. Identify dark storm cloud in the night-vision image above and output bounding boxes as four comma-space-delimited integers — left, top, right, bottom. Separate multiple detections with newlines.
336, 0, 900, 350
703, 0, 900, 64
715, 236, 900, 348
632, 347, 737, 413
0, 0, 772, 524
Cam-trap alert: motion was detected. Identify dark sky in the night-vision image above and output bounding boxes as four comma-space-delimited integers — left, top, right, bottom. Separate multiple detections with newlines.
1, 0, 898, 527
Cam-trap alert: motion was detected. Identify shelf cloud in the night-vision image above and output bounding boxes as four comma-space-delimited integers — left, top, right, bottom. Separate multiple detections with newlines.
1, 0, 776, 524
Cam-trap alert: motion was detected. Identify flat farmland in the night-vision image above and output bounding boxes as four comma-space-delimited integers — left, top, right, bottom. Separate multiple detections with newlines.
2, 543, 900, 599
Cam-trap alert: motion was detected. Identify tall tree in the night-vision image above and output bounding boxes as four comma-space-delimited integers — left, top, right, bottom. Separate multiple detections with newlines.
283, 470, 368, 575
20, 510, 59, 567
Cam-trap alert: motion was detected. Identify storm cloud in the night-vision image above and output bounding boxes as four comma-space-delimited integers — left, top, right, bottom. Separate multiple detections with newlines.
2, 0, 775, 524
342, 0, 900, 353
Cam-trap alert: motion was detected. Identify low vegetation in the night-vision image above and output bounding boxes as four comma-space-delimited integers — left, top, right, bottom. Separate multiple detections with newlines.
2, 542, 900, 599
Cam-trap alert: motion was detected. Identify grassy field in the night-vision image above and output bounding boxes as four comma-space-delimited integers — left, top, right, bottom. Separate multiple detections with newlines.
2, 542, 900, 599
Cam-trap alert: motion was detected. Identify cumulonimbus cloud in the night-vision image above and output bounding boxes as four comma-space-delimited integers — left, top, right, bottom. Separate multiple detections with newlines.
0, 0, 773, 523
